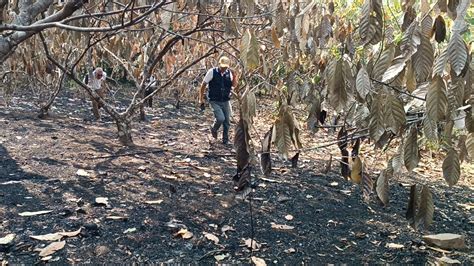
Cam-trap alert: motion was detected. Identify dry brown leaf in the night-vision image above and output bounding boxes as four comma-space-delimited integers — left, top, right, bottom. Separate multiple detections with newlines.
404, 127, 420, 172
19, 210, 52, 217
351, 156, 362, 184
221, 225, 235, 233
0, 234, 15, 245
145, 200, 163, 205
416, 185, 434, 230
285, 247, 296, 253
270, 223, 294, 230
76, 169, 90, 177
58, 228, 81, 237
376, 169, 390, 206
214, 254, 229, 261
30, 233, 63, 241
387, 243, 404, 249
251, 256, 267, 266
243, 238, 261, 250
442, 149, 461, 186
95, 197, 109, 206
105, 216, 128, 221
175, 228, 193, 239
39, 241, 66, 257
204, 232, 219, 245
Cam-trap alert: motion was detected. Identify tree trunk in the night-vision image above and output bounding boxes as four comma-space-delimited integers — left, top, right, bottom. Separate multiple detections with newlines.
38, 67, 66, 119
139, 94, 146, 122
116, 116, 134, 146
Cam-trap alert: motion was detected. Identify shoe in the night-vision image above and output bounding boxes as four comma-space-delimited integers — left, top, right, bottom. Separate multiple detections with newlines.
210, 127, 218, 139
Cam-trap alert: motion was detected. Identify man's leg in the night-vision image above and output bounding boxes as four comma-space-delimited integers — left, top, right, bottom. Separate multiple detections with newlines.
210, 101, 225, 139
222, 101, 231, 144
91, 96, 100, 120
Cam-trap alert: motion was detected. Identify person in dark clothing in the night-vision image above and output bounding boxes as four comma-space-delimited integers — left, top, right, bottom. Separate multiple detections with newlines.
199, 56, 238, 144
144, 75, 157, 107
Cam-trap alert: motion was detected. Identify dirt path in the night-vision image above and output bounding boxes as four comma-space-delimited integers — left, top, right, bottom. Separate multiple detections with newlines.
0, 93, 473, 264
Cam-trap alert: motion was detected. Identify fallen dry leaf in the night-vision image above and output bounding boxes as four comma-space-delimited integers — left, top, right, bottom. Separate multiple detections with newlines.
105, 216, 128, 221
58, 228, 81, 237
0, 234, 15, 245
30, 228, 82, 242
221, 225, 235, 233
214, 254, 229, 261
19, 210, 52, 217
95, 197, 109, 206
270, 223, 294, 230
204, 232, 219, 245
76, 169, 90, 177
175, 228, 193, 239
40, 256, 53, 261
243, 238, 261, 250
386, 243, 404, 249
30, 233, 63, 241
285, 247, 296, 253
457, 203, 474, 210
145, 200, 163, 205
39, 241, 66, 257
285, 214, 294, 221
251, 256, 267, 266
123, 228, 137, 234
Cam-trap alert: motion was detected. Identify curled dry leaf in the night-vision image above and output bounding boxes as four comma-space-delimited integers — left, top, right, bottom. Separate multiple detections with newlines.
0, 234, 15, 245
251, 256, 267, 266
204, 232, 219, 245
39, 241, 66, 257
19, 210, 52, 217
175, 228, 193, 239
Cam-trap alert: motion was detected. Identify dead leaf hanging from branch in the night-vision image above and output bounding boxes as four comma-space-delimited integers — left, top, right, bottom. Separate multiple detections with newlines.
427, 75, 448, 122
442, 148, 461, 186
404, 127, 419, 172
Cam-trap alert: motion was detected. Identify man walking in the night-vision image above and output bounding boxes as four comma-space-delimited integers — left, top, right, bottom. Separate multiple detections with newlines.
199, 56, 238, 145
85, 67, 107, 120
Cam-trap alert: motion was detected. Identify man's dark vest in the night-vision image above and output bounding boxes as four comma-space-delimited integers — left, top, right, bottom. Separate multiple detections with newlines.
208, 68, 232, 102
